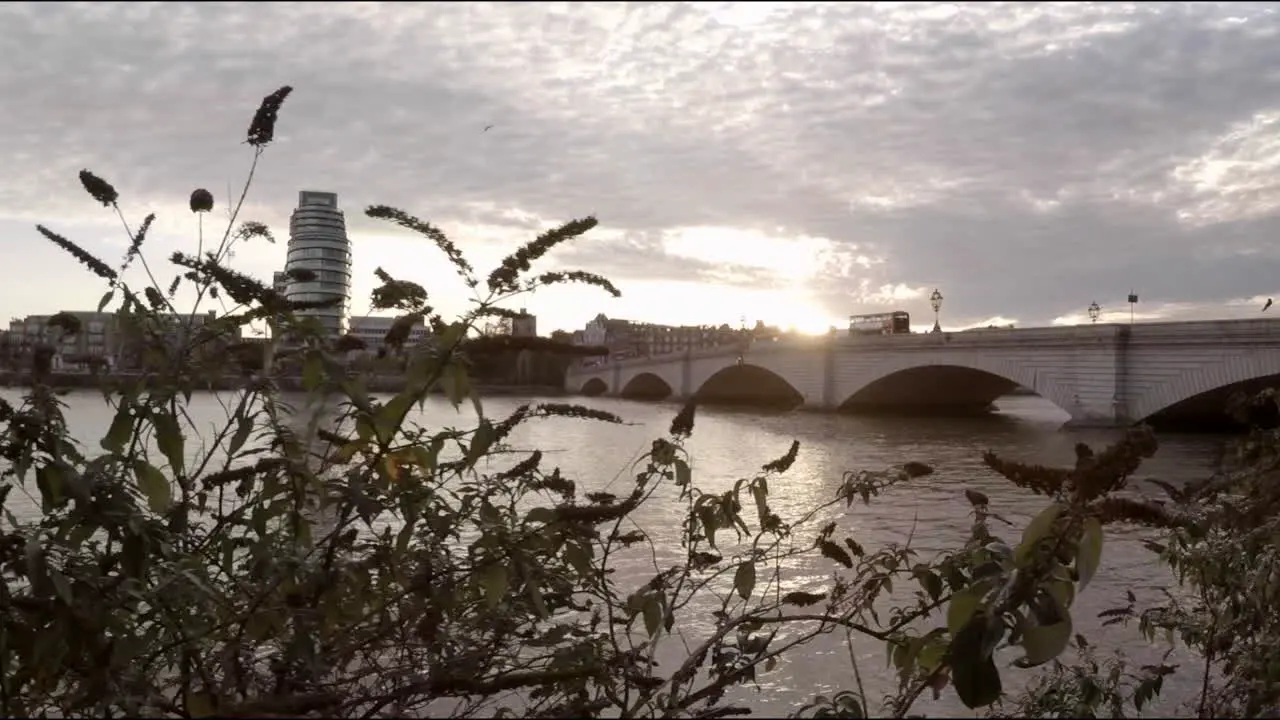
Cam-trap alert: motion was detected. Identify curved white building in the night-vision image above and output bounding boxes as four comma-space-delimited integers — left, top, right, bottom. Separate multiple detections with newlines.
284, 190, 351, 337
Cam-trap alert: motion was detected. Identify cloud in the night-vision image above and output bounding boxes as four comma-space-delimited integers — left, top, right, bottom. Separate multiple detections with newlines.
4, 1, 1280, 333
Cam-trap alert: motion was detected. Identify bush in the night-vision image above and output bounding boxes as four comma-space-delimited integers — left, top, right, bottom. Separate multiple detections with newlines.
1, 85, 1277, 719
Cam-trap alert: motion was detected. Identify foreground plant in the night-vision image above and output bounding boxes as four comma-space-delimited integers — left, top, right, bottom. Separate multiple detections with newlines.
3, 84, 1272, 720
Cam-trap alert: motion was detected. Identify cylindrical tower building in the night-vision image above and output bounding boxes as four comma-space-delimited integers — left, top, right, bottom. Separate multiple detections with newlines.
284, 190, 351, 337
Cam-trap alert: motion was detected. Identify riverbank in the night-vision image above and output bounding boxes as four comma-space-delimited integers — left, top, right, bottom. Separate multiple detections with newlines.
0, 370, 567, 398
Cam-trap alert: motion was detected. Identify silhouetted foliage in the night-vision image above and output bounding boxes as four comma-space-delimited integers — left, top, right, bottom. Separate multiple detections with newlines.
5, 83, 1279, 720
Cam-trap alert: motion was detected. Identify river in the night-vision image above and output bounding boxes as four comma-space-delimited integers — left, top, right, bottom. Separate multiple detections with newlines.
0, 387, 1216, 716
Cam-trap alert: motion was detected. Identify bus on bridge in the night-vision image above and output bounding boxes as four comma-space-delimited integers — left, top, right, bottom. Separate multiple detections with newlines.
848, 311, 911, 336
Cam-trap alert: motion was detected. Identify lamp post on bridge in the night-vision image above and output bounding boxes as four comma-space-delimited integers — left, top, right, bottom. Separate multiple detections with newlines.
1088, 301, 1101, 324
929, 288, 943, 333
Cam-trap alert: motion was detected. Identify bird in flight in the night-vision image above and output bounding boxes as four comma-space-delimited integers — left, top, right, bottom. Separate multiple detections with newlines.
1265, 298, 1273, 312
483, 124, 494, 133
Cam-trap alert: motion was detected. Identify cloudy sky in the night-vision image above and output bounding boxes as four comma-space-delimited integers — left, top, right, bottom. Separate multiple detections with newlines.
4, 1, 1280, 335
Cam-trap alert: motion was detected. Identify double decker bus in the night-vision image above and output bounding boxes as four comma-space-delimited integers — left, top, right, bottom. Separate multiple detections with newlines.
848, 311, 911, 336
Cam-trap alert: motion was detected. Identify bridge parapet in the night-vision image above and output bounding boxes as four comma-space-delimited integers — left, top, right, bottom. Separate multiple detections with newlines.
567, 318, 1280, 377
567, 323, 1123, 376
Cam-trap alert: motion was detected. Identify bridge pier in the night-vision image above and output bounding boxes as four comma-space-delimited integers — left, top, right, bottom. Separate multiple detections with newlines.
1061, 394, 1131, 429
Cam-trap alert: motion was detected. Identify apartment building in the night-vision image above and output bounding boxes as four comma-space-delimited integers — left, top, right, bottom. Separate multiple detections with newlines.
347, 314, 430, 354
576, 313, 742, 361
7, 312, 121, 371
5, 309, 229, 372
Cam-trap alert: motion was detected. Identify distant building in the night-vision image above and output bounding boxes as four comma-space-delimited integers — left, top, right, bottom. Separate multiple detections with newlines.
7, 312, 120, 371
511, 310, 537, 338
270, 270, 290, 339
117, 310, 224, 370
4, 309, 226, 372
284, 190, 351, 338
631, 323, 737, 356
348, 314, 429, 354
576, 313, 739, 360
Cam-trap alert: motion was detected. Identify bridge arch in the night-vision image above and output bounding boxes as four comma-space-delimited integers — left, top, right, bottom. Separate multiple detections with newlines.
1131, 352, 1280, 425
620, 372, 674, 400
840, 357, 1074, 416
580, 377, 609, 397
693, 362, 804, 409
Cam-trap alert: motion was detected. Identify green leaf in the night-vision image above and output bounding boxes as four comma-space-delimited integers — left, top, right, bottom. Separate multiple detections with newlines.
525, 507, 558, 525
376, 392, 415, 445
917, 635, 947, 672
465, 421, 495, 467
302, 351, 325, 392
151, 411, 185, 474
947, 585, 987, 636
441, 361, 471, 407
698, 505, 719, 549
734, 561, 756, 602
48, 567, 73, 605
133, 460, 172, 513
97, 290, 115, 312
36, 464, 66, 511
1076, 517, 1103, 591
820, 540, 854, 569
185, 691, 217, 717
527, 582, 549, 620
918, 569, 943, 602
24, 533, 46, 587
641, 593, 663, 638
1020, 617, 1073, 666
782, 591, 827, 607
564, 540, 592, 575
1017, 503, 1065, 563
950, 615, 1003, 708
228, 416, 253, 456
65, 523, 95, 548
674, 458, 692, 487
246, 611, 273, 641
101, 401, 133, 454
479, 563, 508, 609
751, 483, 769, 525
1046, 577, 1075, 611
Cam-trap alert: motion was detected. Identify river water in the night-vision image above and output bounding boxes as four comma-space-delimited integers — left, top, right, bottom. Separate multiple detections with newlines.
0, 387, 1216, 716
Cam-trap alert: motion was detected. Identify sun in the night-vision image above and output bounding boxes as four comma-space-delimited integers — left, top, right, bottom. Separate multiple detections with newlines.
746, 290, 839, 336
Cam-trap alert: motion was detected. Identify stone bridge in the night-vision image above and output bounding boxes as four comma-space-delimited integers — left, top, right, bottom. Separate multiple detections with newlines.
564, 318, 1280, 428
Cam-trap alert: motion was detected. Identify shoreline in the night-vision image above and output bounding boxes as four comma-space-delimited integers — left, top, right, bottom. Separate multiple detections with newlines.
0, 371, 567, 398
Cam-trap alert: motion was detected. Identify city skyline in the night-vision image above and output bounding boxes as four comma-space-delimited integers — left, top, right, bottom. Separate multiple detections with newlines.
4, 3, 1280, 335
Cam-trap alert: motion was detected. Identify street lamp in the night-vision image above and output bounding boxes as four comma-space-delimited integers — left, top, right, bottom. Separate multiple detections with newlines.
929, 288, 943, 333
1087, 301, 1101, 324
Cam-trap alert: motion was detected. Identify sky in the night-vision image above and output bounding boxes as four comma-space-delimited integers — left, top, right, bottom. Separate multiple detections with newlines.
4, 2, 1280, 336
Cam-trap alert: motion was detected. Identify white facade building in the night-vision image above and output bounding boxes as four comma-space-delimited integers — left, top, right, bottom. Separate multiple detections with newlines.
348, 314, 429, 354
284, 191, 351, 337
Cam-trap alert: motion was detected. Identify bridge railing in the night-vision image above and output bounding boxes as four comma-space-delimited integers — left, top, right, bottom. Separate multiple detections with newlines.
565, 317, 1280, 375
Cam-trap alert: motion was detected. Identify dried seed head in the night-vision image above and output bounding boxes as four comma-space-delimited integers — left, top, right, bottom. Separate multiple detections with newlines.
246, 85, 294, 147
78, 169, 118, 207
37, 225, 118, 281
669, 400, 697, 440
190, 188, 214, 213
